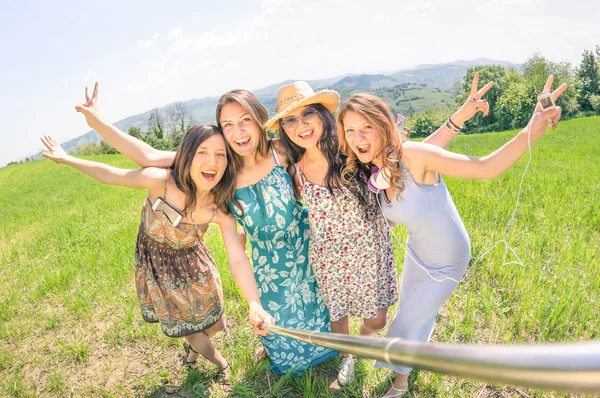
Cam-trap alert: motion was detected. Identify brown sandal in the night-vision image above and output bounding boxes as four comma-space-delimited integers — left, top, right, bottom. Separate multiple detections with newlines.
183, 343, 199, 367
253, 346, 267, 363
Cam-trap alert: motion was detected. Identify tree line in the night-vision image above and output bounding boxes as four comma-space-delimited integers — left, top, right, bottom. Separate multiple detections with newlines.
73, 102, 195, 156
408, 47, 600, 137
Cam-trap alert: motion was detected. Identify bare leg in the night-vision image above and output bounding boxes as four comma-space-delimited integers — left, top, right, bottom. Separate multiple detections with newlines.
184, 318, 227, 369
360, 309, 387, 337
331, 316, 351, 358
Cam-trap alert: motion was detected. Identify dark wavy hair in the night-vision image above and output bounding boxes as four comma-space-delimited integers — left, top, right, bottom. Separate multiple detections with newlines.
278, 103, 370, 206
169, 124, 240, 217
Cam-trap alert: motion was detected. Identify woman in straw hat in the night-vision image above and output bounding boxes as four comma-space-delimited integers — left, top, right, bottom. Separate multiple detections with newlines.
264, 81, 398, 386
336, 76, 565, 397
75, 83, 338, 375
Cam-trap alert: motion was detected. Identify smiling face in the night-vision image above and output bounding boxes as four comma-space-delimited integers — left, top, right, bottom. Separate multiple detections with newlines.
280, 105, 323, 150
219, 101, 262, 158
190, 133, 228, 191
341, 110, 385, 166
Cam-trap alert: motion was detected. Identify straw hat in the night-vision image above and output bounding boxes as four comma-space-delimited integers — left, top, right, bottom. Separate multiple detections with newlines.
264, 81, 340, 131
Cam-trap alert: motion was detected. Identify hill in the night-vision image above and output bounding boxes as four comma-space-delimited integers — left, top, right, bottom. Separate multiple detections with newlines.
50, 58, 519, 155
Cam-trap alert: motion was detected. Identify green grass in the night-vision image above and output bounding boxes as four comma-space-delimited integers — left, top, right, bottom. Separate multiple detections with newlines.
0, 117, 599, 397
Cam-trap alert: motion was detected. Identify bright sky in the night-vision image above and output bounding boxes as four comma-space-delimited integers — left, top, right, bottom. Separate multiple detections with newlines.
1, 0, 598, 166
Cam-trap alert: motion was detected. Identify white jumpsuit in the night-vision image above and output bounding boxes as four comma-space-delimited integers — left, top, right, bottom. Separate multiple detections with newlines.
375, 167, 470, 375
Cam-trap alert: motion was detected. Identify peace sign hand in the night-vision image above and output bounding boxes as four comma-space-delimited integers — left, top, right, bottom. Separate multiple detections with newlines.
75, 81, 101, 126
532, 75, 567, 130
453, 72, 494, 126
527, 75, 567, 142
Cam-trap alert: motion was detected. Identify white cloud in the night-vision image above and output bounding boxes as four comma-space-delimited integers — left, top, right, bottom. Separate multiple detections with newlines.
137, 33, 159, 48
168, 28, 192, 52
168, 28, 183, 38
83, 70, 95, 80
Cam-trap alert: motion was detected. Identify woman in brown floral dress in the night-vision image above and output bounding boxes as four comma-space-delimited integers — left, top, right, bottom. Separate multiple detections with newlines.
41, 124, 274, 371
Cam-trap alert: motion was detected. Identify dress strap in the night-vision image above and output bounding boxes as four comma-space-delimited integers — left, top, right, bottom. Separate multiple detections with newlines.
208, 206, 218, 224
294, 163, 306, 187
271, 143, 281, 166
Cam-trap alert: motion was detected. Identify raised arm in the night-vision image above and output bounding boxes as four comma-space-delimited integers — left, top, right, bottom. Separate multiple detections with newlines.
410, 77, 566, 180
41, 135, 164, 190
422, 72, 493, 148
76, 82, 176, 168
216, 212, 274, 336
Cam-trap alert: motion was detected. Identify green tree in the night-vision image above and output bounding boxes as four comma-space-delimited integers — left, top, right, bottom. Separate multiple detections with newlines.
148, 109, 165, 139
522, 52, 554, 92
496, 71, 536, 130
99, 140, 118, 154
407, 108, 451, 138
552, 61, 581, 116
578, 49, 599, 111
78, 143, 102, 156
127, 126, 142, 139
454, 65, 508, 132
589, 95, 600, 112
167, 129, 185, 149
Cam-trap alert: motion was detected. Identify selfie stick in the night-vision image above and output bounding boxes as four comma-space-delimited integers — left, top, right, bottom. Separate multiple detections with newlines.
262, 324, 600, 393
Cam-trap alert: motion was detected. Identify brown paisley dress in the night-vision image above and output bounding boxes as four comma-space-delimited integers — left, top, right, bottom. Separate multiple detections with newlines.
134, 181, 223, 338
296, 165, 398, 322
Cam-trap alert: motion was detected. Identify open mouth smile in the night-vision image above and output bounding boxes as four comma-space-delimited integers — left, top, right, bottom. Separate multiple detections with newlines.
201, 170, 217, 181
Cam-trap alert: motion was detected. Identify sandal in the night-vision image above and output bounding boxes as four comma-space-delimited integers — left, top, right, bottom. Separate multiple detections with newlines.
253, 346, 267, 363
183, 343, 199, 367
383, 384, 408, 397
217, 361, 233, 391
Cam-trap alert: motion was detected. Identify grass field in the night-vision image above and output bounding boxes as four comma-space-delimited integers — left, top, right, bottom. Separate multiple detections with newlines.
0, 116, 599, 397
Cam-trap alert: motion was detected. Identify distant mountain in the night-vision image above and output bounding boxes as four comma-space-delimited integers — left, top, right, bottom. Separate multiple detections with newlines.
50, 58, 520, 155
391, 58, 521, 90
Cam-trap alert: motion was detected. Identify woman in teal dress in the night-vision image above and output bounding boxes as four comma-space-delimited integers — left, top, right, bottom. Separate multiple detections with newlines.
228, 143, 336, 374
79, 82, 337, 375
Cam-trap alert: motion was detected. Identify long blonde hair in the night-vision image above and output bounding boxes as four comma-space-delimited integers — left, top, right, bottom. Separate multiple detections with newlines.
337, 93, 405, 195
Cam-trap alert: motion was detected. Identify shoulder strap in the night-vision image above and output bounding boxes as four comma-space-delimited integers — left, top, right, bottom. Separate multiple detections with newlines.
294, 163, 306, 186
271, 143, 281, 166
208, 206, 218, 224
163, 177, 169, 200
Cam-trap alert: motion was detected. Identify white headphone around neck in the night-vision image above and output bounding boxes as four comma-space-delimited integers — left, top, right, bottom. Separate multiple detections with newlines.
367, 165, 391, 193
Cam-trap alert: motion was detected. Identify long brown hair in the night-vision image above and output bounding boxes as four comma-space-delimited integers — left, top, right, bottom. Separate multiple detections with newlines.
215, 89, 275, 215
337, 93, 405, 195
169, 124, 237, 216
215, 89, 270, 169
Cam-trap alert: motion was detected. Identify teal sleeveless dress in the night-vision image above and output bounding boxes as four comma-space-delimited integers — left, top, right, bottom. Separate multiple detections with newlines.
228, 146, 337, 375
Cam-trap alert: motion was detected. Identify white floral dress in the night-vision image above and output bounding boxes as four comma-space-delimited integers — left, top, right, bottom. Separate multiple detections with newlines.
296, 165, 398, 321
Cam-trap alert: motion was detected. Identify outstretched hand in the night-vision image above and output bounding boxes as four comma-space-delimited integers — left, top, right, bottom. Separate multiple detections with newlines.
453, 72, 494, 125
40, 135, 70, 164
527, 75, 567, 142
75, 81, 101, 124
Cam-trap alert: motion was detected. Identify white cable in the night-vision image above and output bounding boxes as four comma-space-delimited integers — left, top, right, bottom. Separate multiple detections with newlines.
378, 126, 533, 284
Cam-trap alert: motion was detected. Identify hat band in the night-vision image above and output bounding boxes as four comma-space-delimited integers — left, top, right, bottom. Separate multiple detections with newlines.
276, 95, 308, 113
